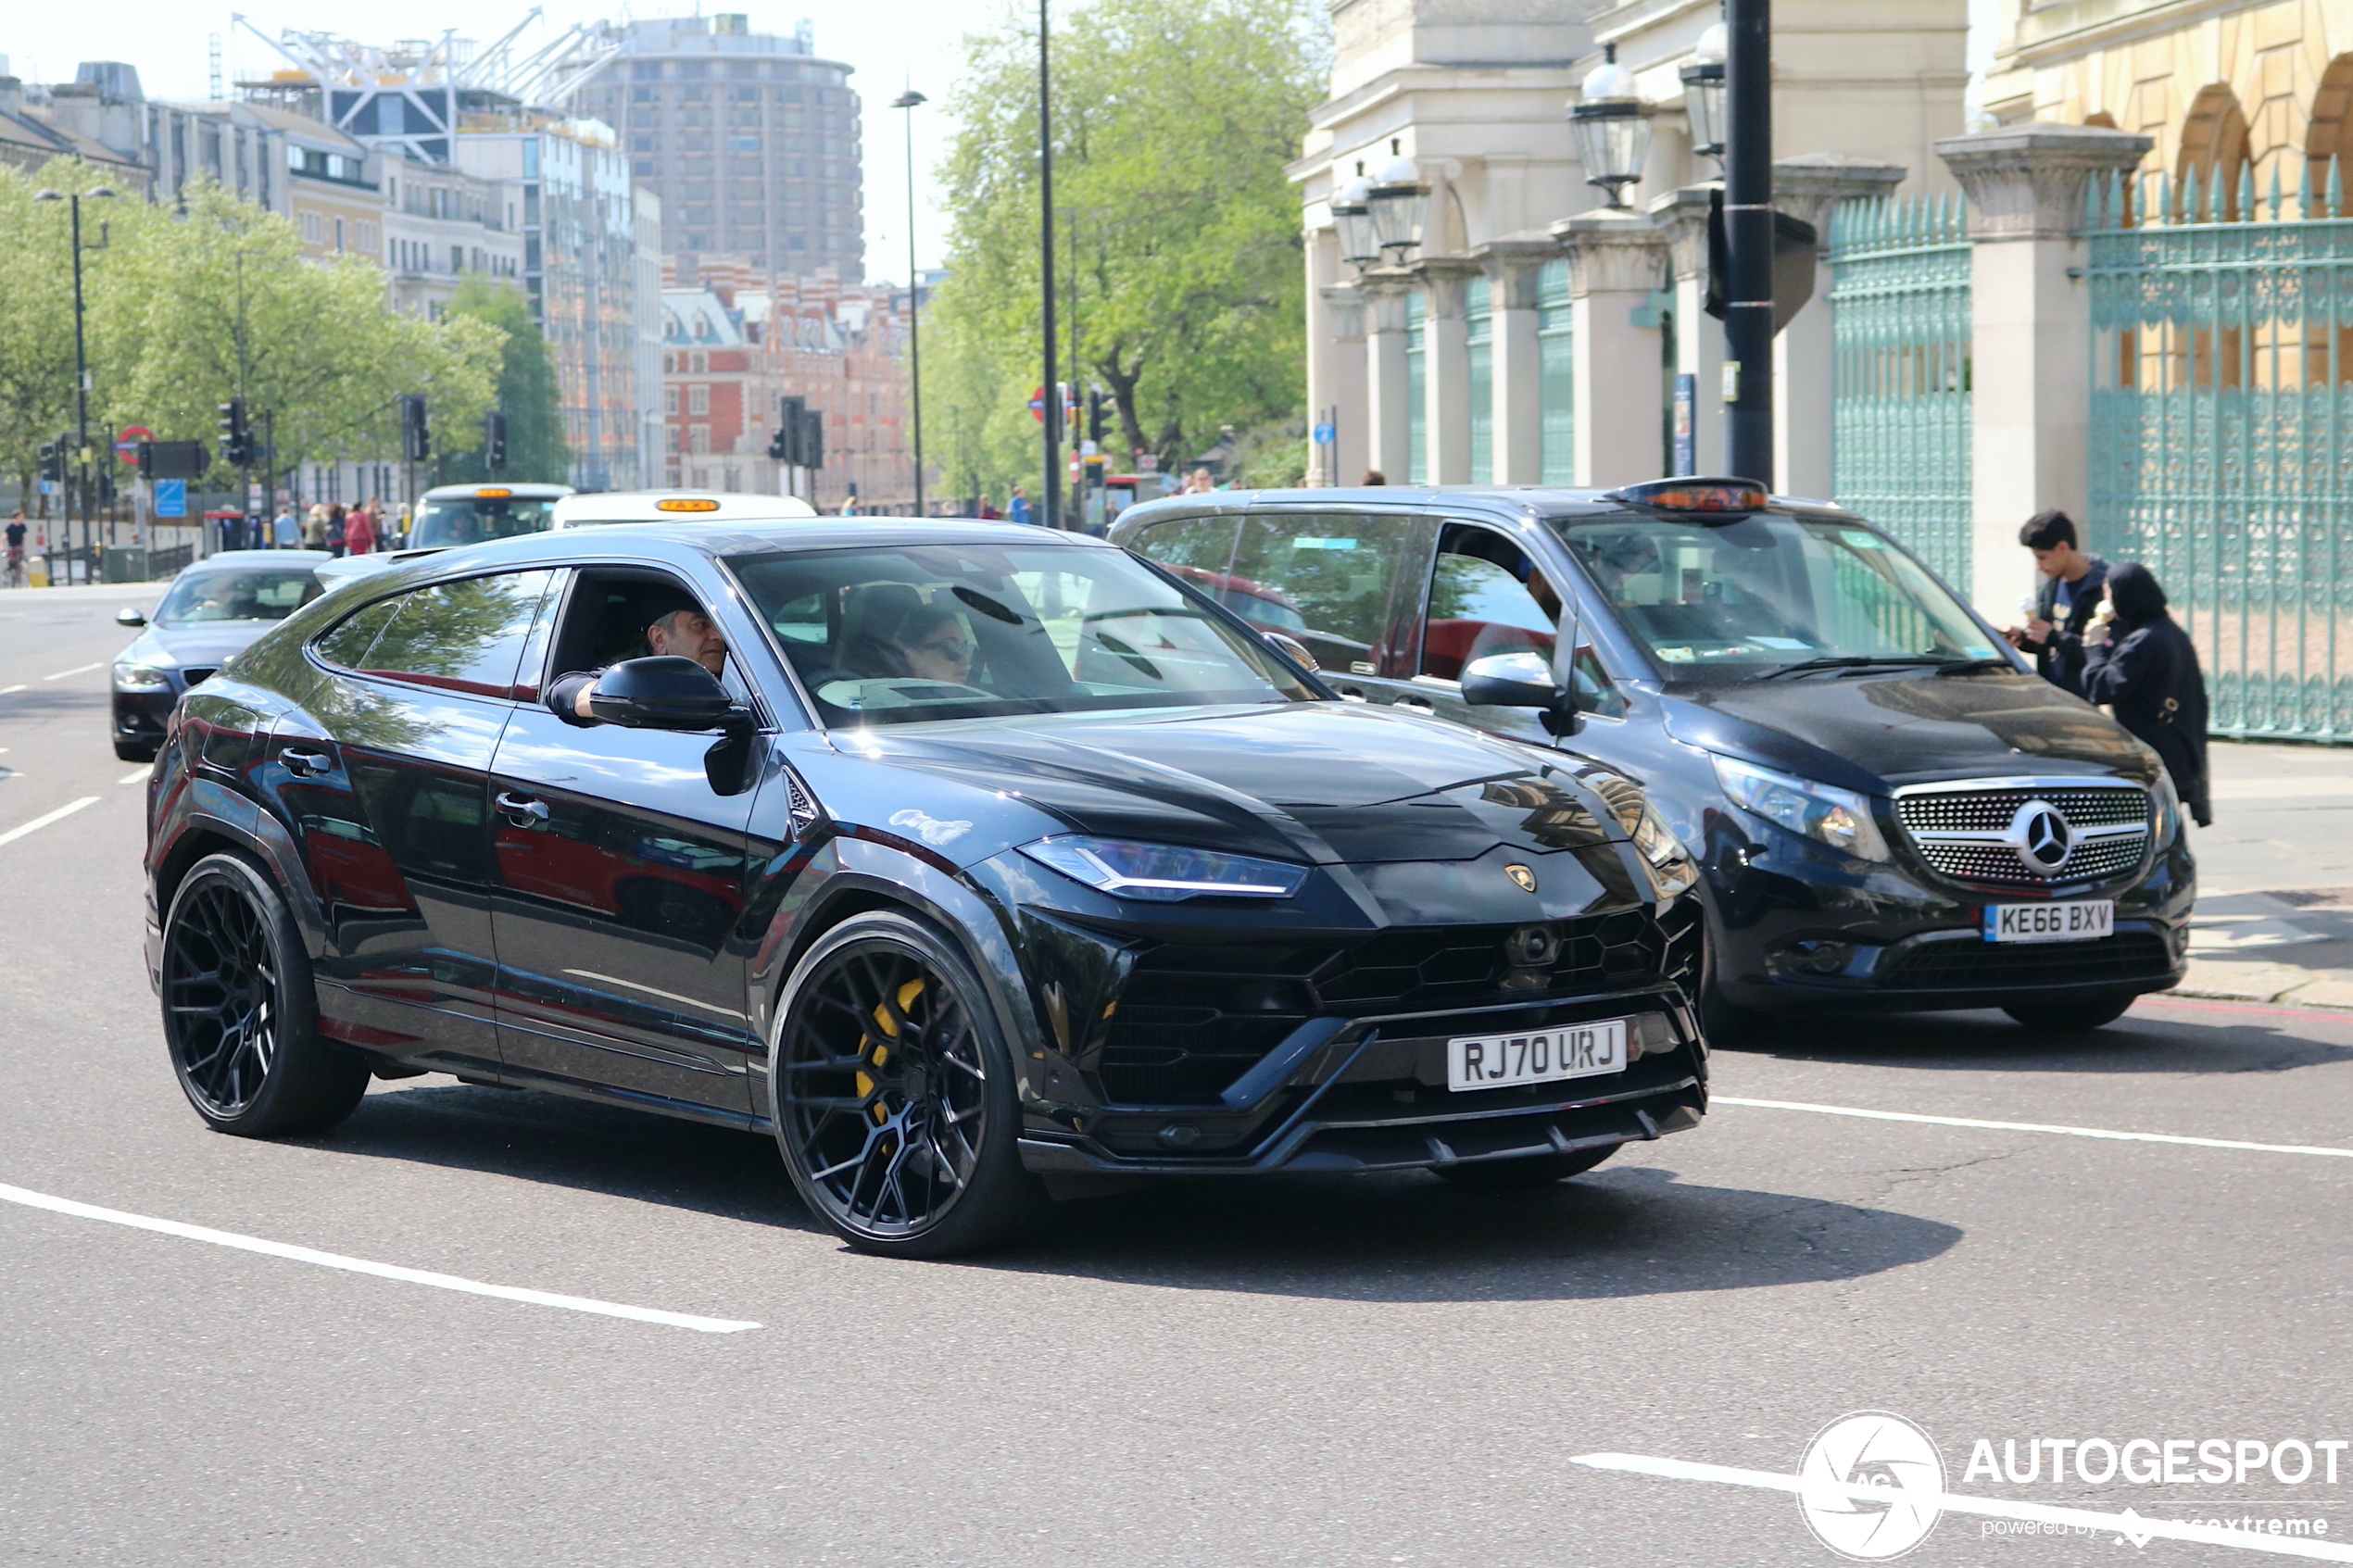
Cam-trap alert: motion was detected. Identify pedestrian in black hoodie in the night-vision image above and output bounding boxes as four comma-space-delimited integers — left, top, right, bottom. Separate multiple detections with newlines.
2082, 562, 2212, 826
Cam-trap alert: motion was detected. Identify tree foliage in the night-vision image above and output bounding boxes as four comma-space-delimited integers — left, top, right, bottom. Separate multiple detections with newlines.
926, 0, 1326, 499
0, 157, 502, 495
432, 277, 572, 486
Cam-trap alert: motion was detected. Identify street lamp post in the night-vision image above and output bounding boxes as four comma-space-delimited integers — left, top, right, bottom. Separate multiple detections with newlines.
1680, 19, 1729, 169
1365, 143, 1428, 262
891, 88, 927, 518
1330, 176, 1381, 271
1720, 0, 1774, 483
1568, 44, 1653, 211
1038, 0, 1061, 531
33, 184, 117, 585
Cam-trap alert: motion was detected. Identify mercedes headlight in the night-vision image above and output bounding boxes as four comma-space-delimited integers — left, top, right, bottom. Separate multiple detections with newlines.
2152, 772, 2183, 846
1712, 754, 1890, 861
112, 661, 171, 691
1018, 835, 1310, 902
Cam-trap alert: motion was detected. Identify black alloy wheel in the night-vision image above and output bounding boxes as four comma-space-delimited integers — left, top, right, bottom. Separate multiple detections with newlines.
1437, 1144, 1619, 1188
771, 911, 1037, 1258
2003, 993, 2137, 1032
160, 852, 369, 1136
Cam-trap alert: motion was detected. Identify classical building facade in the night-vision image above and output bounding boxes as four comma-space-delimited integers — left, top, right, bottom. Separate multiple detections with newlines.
1294, 0, 1968, 496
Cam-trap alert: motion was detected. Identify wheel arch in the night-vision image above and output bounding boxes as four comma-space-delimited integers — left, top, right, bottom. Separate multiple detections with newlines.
151, 789, 327, 959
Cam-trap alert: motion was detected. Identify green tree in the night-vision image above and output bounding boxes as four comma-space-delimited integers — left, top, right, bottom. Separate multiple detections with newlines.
433, 276, 571, 485
0, 161, 103, 498
926, 0, 1325, 498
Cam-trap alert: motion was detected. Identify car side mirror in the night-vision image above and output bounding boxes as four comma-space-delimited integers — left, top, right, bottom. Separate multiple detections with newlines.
1260, 629, 1315, 671
117, 607, 146, 627
1463, 650, 1582, 738
588, 656, 748, 733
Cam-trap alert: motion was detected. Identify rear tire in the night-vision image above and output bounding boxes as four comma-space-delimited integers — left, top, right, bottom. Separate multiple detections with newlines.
114, 739, 157, 763
2003, 994, 2136, 1032
1437, 1144, 1618, 1188
160, 851, 368, 1136
1699, 979, 1769, 1047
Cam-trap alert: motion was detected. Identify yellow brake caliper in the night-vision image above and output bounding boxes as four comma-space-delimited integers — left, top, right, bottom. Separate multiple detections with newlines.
855, 978, 926, 1126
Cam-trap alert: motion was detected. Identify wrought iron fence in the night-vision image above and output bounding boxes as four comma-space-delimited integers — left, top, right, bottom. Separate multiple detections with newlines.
2087, 162, 2353, 741
1828, 194, 1974, 587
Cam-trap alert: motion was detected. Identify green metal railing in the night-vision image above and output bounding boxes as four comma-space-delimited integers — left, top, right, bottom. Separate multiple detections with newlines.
2087, 161, 2353, 741
1828, 194, 1974, 586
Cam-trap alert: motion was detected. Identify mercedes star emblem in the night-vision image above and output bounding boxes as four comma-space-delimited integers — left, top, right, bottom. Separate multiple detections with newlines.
2011, 801, 2073, 872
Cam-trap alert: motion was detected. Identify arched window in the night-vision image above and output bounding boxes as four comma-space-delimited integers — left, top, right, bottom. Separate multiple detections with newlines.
2308, 55, 2353, 213
2178, 83, 2253, 219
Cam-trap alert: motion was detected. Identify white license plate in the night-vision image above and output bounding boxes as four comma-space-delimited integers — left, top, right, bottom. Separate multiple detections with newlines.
1448, 1020, 1627, 1093
1983, 900, 2115, 943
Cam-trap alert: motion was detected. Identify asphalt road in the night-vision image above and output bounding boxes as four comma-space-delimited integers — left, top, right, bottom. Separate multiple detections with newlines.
2, 585, 2348, 1568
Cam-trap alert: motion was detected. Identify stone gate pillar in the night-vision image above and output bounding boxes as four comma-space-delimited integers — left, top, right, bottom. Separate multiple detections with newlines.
1419, 257, 1478, 484
1554, 210, 1669, 487
1476, 236, 1557, 483
1771, 154, 1906, 502
1936, 125, 2151, 622
1649, 185, 1724, 479
1360, 270, 1415, 483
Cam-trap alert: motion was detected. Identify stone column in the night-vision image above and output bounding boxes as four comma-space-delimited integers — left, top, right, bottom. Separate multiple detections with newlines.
1317, 280, 1367, 487
1419, 257, 1478, 484
1648, 185, 1723, 479
1937, 125, 2152, 621
1554, 210, 1670, 487
1772, 154, 1906, 502
1360, 270, 1415, 483
1475, 235, 1558, 484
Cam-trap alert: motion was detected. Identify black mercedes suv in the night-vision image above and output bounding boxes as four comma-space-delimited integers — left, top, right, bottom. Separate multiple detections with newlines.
1112, 481, 2195, 1035
143, 521, 1707, 1256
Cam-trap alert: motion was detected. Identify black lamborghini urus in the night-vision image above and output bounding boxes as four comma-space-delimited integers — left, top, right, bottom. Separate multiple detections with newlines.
144, 521, 1707, 1256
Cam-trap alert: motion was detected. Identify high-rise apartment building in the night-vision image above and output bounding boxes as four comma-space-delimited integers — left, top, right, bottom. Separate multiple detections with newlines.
566, 15, 864, 282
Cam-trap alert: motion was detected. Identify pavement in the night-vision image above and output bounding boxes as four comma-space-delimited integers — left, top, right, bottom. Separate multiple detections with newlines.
2, 600, 2349, 1567
2179, 741, 2353, 1005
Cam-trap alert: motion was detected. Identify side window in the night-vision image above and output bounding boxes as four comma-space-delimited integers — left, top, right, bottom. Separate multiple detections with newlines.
314, 596, 401, 670
347, 571, 559, 700
1424, 530, 1627, 720
1224, 512, 1428, 676
547, 570, 756, 709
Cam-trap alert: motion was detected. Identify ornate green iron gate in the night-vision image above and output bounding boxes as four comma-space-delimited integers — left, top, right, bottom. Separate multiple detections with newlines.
2087, 165, 2353, 741
1829, 194, 1974, 587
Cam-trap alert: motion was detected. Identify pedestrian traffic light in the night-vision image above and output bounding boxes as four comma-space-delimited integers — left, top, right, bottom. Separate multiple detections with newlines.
38, 440, 65, 484
218, 399, 251, 468
800, 408, 824, 470
399, 395, 431, 462
1088, 387, 1109, 444
484, 410, 508, 470
773, 396, 806, 464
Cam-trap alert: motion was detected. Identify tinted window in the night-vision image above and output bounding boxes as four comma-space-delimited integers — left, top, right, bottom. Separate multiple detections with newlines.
1225, 514, 1422, 676
346, 571, 558, 699
732, 543, 1311, 727
1421, 533, 1627, 721
154, 568, 322, 624
315, 597, 402, 669
410, 497, 559, 548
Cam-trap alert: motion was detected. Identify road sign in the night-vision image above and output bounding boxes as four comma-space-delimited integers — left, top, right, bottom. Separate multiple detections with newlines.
1029, 386, 1047, 423
154, 479, 186, 518
1312, 421, 1337, 445
116, 425, 153, 465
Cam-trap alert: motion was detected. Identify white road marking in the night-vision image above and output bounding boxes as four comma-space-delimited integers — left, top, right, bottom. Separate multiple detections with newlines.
0, 1180, 762, 1334
1716, 1097, 2353, 1160
1573, 1452, 2353, 1562
0, 797, 99, 849
0, 684, 25, 695
42, 662, 103, 681
118, 767, 150, 785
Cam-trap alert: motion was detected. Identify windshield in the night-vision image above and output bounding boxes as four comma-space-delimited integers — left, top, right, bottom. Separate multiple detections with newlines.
731, 543, 1313, 726
153, 568, 324, 625
411, 497, 558, 549
1560, 513, 2001, 682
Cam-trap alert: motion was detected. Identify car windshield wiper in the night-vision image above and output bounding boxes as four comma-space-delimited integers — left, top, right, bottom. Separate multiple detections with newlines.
1931, 657, 2020, 675
1745, 655, 1947, 682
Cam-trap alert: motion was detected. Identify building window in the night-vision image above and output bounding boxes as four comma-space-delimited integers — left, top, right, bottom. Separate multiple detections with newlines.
690, 425, 711, 455
300, 209, 323, 245
334, 216, 346, 252
666, 387, 679, 415
1537, 259, 1574, 485
1405, 290, 1428, 485
689, 384, 710, 415
1466, 275, 1492, 485
690, 351, 707, 373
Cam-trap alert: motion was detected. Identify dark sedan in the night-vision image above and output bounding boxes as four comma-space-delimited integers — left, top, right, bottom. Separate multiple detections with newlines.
112, 551, 330, 760
143, 522, 1708, 1256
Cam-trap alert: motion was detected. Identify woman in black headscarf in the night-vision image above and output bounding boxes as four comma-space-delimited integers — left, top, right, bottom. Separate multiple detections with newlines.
2082, 562, 2212, 826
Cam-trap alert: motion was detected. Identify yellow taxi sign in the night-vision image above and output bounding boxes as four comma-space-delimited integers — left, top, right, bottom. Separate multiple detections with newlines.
475, 486, 512, 498
655, 497, 724, 513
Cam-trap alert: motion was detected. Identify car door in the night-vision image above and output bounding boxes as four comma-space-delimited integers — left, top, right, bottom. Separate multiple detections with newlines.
271, 570, 560, 1076
485, 568, 763, 1116
1406, 521, 1630, 746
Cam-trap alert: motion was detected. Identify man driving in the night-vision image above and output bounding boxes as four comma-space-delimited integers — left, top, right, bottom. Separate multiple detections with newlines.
547, 606, 729, 723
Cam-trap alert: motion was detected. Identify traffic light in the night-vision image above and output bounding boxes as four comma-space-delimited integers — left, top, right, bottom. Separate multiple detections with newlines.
1088, 387, 1109, 444
138, 441, 209, 480
218, 399, 252, 467
399, 394, 431, 462
484, 410, 508, 470
799, 408, 824, 470
37, 440, 65, 484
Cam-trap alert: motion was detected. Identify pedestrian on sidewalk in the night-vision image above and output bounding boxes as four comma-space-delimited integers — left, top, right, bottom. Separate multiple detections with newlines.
2083, 562, 2212, 827
302, 504, 330, 551
344, 501, 378, 557
1007, 485, 1031, 528
2002, 509, 2108, 696
5, 511, 27, 588
324, 503, 347, 558
272, 504, 299, 548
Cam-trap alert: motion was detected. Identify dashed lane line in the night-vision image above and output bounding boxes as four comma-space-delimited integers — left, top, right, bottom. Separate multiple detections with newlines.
0, 684, 25, 696
1572, 1452, 2353, 1562
118, 767, 149, 785
42, 662, 103, 681
0, 797, 98, 849
1716, 1097, 2353, 1160
0, 1181, 762, 1334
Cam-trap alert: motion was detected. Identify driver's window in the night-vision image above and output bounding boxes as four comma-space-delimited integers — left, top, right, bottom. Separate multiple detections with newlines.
1422, 531, 1625, 719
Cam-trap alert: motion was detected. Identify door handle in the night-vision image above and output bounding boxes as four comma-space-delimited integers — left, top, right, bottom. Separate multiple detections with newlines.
281, 747, 334, 777
497, 791, 551, 828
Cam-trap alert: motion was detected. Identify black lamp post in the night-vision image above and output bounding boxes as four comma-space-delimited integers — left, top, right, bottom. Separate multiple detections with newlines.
891, 88, 926, 518
1365, 143, 1428, 261
33, 184, 117, 585
1038, 0, 1061, 530
1568, 44, 1652, 209
1330, 175, 1380, 270
1721, 0, 1773, 483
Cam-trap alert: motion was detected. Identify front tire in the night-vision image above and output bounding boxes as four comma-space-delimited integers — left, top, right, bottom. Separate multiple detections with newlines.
2003, 993, 2137, 1032
160, 852, 368, 1136
769, 910, 1038, 1259
1438, 1144, 1618, 1188
114, 738, 157, 763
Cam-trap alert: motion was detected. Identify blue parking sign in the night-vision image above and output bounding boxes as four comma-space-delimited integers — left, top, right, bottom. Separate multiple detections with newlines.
155, 479, 186, 518
1312, 421, 1337, 445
